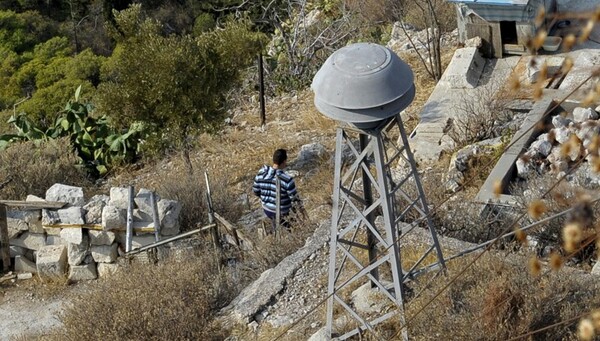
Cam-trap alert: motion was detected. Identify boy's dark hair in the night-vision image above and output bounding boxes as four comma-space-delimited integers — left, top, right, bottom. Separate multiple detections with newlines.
273, 149, 288, 165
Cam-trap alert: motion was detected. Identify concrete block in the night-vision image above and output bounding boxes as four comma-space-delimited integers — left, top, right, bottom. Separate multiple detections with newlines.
60, 228, 83, 245
91, 243, 118, 263
89, 230, 116, 246
68, 263, 97, 282
102, 205, 125, 230
97, 263, 120, 277
9, 245, 26, 257
10, 232, 46, 251
57, 207, 85, 225
45, 183, 85, 207
36, 245, 67, 280
14, 255, 37, 273
439, 47, 484, 89
83, 195, 109, 224
109, 187, 129, 210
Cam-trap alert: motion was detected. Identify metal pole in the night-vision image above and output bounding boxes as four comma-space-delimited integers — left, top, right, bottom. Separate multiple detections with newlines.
204, 171, 221, 251
126, 224, 216, 256
360, 133, 379, 286
0, 204, 10, 272
151, 191, 161, 242
258, 53, 266, 128
125, 186, 134, 253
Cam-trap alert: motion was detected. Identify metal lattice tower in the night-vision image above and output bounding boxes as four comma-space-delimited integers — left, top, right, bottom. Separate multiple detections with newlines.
311, 43, 446, 340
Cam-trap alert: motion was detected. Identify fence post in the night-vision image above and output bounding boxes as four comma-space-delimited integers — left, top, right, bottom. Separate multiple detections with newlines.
0, 204, 10, 272
125, 186, 134, 253
151, 191, 161, 242
204, 171, 221, 251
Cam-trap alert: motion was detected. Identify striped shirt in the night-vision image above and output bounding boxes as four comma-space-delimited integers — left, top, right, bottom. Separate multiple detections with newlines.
252, 165, 299, 214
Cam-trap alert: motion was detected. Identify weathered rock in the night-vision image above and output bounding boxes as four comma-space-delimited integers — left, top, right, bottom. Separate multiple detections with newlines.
60, 228, 83, 245
572, 107, 598, 122
26, 195, 45, 202
68, 263, 97, 281
89, 230, 116, 245
552, 115, 571, 128
57, 207, 85, 225
351, 282, 391, 315
14, 255, 37, 273
45, 183, 84, 207
529, 139, 553, 157
9, 245, 26, 257
45, 227, 61, 236
97, 262, 120, 277
67, 236, 89, 266
516, 157, 533, 178
576, 121, 600, 142
158, 199, 182, 236
8, 210, 41, 225
592, 261, 600, 275
109, 187, 130, 210
91, 243, 118, 263
295, 143, 327, 168
133, 209, 152, 222
7, 218, 28, 239
553, 127, 572, 144
10, 232, 46, 250
134, 189, 159, 216
131, 235, 156, 250
83, 195, 109, 224
102, 205, 125, 230
42, 209, 60, 226
36, 245, 67, 280
46, 235, 65, 245
464, 36, 482, 48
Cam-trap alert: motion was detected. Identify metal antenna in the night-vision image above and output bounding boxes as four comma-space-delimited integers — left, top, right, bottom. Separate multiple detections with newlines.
312, 43, 446, 340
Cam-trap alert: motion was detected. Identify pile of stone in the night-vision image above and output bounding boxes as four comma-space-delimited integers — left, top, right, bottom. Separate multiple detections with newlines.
517, 106, 600, 183
387, 22, 458, 53
7, 183, 181, 282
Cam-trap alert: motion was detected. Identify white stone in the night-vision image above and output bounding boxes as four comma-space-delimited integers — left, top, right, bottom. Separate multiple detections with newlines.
45, 183, 85, 207
109, 187, 130, 210
516, 157, 533, 178
97, 263, 120, 277
530, 139, 553, 157
91, 243, 118, 263
46, 235, 65, 245
7, 218, 28, 238
45, 227, 61, 236
134, 189, 159, 216
68, 263, 97, 281
102, 205, 125, 230
464, 36, 482, 48
10, 232, 46, 251
573, 107, 598, 122
553, 127, 572, 144
42, 209, 60, 225
57, 207, 84, 225
14, 255, 37, 273
552, 115, 571, 128
83, 195, 109, 224
88, 230, 116, 246
17, 272, 33, 280
295, 143, 327, 168
133, 209, 152, 222
351, 282, 390, 315
36, 245, 67, 280
158, 199, 182, 236
67, 237, 89, 266
592, 261, 600, 275
576, 121, 600, 141
60, 228, 83, 245
131, 235, 156, 250
26, 195, 45, 202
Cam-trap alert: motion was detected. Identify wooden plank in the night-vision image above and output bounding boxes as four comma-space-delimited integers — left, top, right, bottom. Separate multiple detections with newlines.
466, 23, 492, 58
0, 200, 66, 209
213, 212, 240, 247
0, 204, 10, 272
490, 22, 503, 59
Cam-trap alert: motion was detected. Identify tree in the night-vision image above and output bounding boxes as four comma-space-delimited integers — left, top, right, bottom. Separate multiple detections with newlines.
95, 4, 265, 169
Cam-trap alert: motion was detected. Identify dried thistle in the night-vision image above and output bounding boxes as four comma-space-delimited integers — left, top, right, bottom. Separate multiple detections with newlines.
582, 90, 598, 106
591, 156, 600, 173
539, 62, 548, 81
547, 129, 556, 144
592, 309, 600, 331
549, 252, 563, 271
493, 180, 502, 198
528, 256, 541, 276
534, 6, 545, 27
563, 34, 577, 52
528, 200, 547, 219
533, 85, 543, 101
563, 223, 583, 252
533, 30, 548, 50
561, 56, 574, 74
580, 20, 595, 44
589, 135, 600, 157
509, 74, 521, 92
578, 318, 595, 341
515, 227, 528, 245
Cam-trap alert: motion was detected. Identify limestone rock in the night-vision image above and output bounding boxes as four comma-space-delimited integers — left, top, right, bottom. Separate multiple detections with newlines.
102, 205, 125, 230
592, 261, 600, 275
133, 209, 152, 222
83, 195, 109, 224
42, 209, 60, 226
109, 187, 130, 210
516, 157, 533, 178
67, 236, 89, 266
464, 36, 482, 48
97, 262, 120, 277
7, 218, 28, 239
572, 107, 598, 122
89, 230, 116, 246
552, 115, 571, 128
68, 263, 97, 282
530, 139, 553, 157
295, 143, 326, 168
36, 245, 67, 280
91, 243, 118, 263
158, 199, 182, 236
351, 282, 390, 315
46, 236, 65, 245
553, 127, 572, 144
45, 183, 84, 207
134, 189, 159, 216
57, 207, 84, 225
26, 195, 45, 202
14, 255, 37, 273
45, 227, 61, 236
576, 121, 600, 141
10, 232, 46, 251
9, 245, 26, 257
60, 228, 83, 245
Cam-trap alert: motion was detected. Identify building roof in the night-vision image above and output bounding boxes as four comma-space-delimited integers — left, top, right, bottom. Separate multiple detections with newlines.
446, 0, 530, 5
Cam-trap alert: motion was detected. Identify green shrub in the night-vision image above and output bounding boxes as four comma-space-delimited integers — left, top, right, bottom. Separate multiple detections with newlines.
0, 137, 90, 200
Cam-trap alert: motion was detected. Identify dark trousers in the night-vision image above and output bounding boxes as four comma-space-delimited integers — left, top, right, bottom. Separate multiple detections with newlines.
264, 209, 290, 231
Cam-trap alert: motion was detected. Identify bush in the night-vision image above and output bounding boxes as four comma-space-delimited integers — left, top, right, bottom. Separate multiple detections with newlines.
0, 137, 90, 200
51, 258, 231, 341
